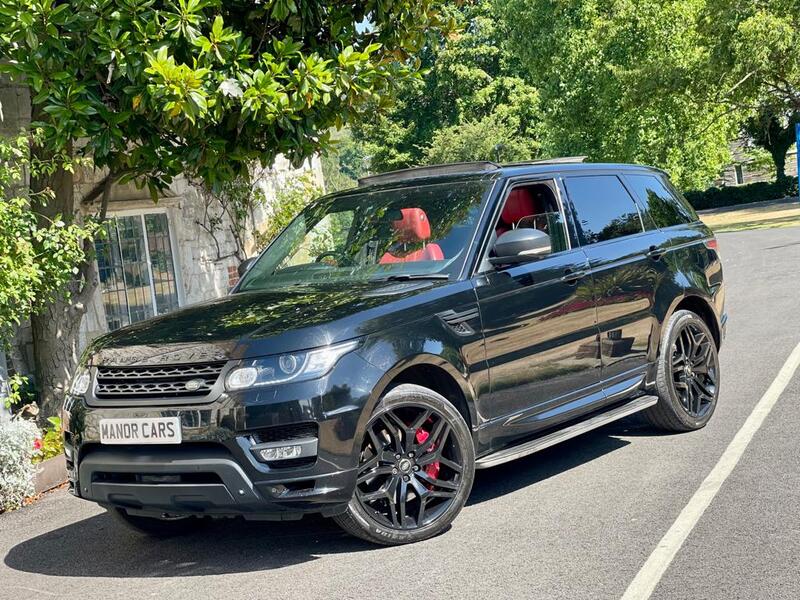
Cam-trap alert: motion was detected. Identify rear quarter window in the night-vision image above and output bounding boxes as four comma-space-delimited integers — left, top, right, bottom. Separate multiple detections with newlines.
625, 174, 698, 227
563, 175, 644, 245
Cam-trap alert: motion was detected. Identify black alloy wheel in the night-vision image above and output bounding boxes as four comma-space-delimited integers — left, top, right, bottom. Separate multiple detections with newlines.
670, 321, 718, 418
644, 309, 721, 432
334, 384, 474, 544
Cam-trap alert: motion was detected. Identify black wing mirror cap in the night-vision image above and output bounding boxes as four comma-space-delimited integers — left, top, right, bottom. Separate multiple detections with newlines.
237, 257, 257, 278
489, 228, 552, 266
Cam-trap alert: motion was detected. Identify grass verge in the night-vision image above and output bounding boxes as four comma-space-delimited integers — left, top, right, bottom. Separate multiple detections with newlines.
698, 198, 800, 233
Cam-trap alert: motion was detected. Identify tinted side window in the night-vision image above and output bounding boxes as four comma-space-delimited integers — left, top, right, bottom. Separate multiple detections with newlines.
626, 174, 696, 227
564, 175, 644, 245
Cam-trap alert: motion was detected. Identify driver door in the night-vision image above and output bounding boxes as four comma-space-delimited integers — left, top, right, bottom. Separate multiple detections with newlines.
473, 180, 602, 447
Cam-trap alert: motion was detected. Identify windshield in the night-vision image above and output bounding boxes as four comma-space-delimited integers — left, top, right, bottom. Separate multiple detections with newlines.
238, 179, 493, 291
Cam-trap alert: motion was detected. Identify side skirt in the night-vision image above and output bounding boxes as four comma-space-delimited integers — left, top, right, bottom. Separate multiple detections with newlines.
475, 395, 657, 469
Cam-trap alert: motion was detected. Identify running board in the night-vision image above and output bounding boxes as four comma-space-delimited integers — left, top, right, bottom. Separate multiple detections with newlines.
475, 396, 657, 469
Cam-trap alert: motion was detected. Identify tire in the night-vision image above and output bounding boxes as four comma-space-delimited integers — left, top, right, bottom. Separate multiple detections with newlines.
643, 309, 720, 432
108, 507, 207, 538
334, 383, 475, 545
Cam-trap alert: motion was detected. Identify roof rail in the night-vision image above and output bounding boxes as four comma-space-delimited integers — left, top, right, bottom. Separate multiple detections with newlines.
503, 156, 587, 167
358, 161, 499, 187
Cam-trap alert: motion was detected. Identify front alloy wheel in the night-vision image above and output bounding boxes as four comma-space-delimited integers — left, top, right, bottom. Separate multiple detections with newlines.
334, 384, 474, 544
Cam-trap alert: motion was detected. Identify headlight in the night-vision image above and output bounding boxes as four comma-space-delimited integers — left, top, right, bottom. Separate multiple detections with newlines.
225, 339, 360, 391
69, 368, 91, 396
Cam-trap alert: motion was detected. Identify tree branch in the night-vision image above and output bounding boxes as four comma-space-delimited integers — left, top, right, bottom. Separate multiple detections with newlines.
73, 171, 117, 309
80, 173, 114, 206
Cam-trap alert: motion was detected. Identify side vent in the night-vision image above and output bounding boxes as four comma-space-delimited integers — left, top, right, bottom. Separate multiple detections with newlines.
437, 308, 480, 336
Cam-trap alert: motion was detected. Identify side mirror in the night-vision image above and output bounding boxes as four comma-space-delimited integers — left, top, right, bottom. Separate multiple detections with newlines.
490, 229, 552, 266
237, 257, 257, 278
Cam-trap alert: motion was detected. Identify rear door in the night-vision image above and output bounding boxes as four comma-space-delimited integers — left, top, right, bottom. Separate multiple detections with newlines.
561, 173, 669, 390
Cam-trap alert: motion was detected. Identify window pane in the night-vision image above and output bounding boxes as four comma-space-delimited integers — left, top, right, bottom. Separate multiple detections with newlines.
94, 213, 180, 331
144, 213, 180, 315
626, 174, 695, 228
564, 176, 644, 245
117, 216, 154, 324
95, 221, 131, 331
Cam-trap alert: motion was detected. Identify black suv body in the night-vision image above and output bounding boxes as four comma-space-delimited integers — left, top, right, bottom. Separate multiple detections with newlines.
64, 160, 725, 544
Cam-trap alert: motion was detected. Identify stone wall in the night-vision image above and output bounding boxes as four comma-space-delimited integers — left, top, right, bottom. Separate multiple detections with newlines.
0, 79, 30, 136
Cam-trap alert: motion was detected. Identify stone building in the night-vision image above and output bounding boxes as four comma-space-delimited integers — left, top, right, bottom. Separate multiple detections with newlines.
716, 137, 798, 187
0, 79, 323, 381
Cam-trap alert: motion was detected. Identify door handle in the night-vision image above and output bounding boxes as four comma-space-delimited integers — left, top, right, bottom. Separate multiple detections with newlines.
646, 245, 665, 261
561, 269, 586, 284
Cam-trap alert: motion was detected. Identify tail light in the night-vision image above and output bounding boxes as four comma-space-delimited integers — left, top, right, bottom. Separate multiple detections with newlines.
704, 238, 718, 252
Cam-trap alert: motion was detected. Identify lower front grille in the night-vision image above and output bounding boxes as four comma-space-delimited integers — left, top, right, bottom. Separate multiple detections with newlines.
94, 362, 226, 401
250, 422, 319, 444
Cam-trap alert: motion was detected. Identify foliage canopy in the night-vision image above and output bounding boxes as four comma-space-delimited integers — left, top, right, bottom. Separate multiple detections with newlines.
0, 0, 449, 195
353, 1, 541, 173
496, 0, 736, 189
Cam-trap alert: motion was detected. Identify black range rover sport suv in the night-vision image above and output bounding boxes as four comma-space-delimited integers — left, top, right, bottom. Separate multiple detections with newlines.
63, 159, 726, 545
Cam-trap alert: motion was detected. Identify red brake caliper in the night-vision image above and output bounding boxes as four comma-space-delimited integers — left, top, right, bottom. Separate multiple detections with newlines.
414, 420, 440, 483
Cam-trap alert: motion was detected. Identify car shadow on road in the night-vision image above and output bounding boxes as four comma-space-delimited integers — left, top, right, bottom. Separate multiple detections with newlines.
4, 510, 372, 577
467, 423, 633, 505
4, 417, 649, 578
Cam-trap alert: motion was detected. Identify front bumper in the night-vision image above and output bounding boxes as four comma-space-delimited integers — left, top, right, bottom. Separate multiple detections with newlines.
64, 352, 383, 519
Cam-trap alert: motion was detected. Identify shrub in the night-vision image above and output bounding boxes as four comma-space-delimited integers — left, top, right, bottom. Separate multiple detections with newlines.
684, 177, 798, 210
32, 417, 63, 464
0, 419, 39, 512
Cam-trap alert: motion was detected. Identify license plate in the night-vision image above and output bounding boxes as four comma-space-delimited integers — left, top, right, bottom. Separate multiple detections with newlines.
100, 417, 182, 445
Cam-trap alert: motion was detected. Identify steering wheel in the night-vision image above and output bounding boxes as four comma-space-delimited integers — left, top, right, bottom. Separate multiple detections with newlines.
314, 251, 352, 266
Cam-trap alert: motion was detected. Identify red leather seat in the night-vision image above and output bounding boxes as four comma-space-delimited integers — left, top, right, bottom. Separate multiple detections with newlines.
380, 208, 444, 264
495, 188, 545, 235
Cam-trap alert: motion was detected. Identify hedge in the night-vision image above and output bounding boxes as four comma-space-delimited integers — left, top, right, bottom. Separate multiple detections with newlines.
684, 177, 798, 211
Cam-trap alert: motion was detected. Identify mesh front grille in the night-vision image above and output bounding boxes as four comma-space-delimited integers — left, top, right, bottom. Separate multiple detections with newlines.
251, 422, 319, 444
94, 362, 226, 401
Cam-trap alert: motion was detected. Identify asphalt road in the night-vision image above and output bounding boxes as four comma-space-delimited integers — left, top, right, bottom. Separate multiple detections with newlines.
2, 226, 799, 600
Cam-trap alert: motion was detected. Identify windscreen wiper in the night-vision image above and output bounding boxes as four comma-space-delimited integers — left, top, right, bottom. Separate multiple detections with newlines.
380, 273, 450, 282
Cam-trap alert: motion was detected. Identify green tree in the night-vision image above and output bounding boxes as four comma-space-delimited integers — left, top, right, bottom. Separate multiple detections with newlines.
496, 0, 736, 189
0, 133, 98, 349
699, 1, 800, 181
0, 0, 448, 415
353, 1, 541, 173
743, 106, 800, 181
321, 128, 367, 192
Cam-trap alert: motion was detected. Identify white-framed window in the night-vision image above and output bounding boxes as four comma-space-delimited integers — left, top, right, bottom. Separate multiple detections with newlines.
734, 164, 744, 185
95, 210, 181, 331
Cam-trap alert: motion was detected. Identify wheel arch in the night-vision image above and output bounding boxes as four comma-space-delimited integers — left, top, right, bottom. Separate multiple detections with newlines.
357, 354, 478, 446
667, 293, 722, 349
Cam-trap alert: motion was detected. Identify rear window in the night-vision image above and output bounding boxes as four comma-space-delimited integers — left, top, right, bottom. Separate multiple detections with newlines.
625, 174, 696, 228
564, 175, 644, 245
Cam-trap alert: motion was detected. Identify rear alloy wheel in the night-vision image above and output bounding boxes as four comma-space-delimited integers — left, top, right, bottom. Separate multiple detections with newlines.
334, 383, 474, 545
644, 309, 720, 431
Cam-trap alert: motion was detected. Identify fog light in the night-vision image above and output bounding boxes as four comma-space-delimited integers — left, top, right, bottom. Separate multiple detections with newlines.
258, 445, 303, 461
250, 436, 318, 464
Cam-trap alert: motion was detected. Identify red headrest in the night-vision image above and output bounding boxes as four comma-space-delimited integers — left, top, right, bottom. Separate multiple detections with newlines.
501, 188, 537, 224
392, 208, 431, 243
